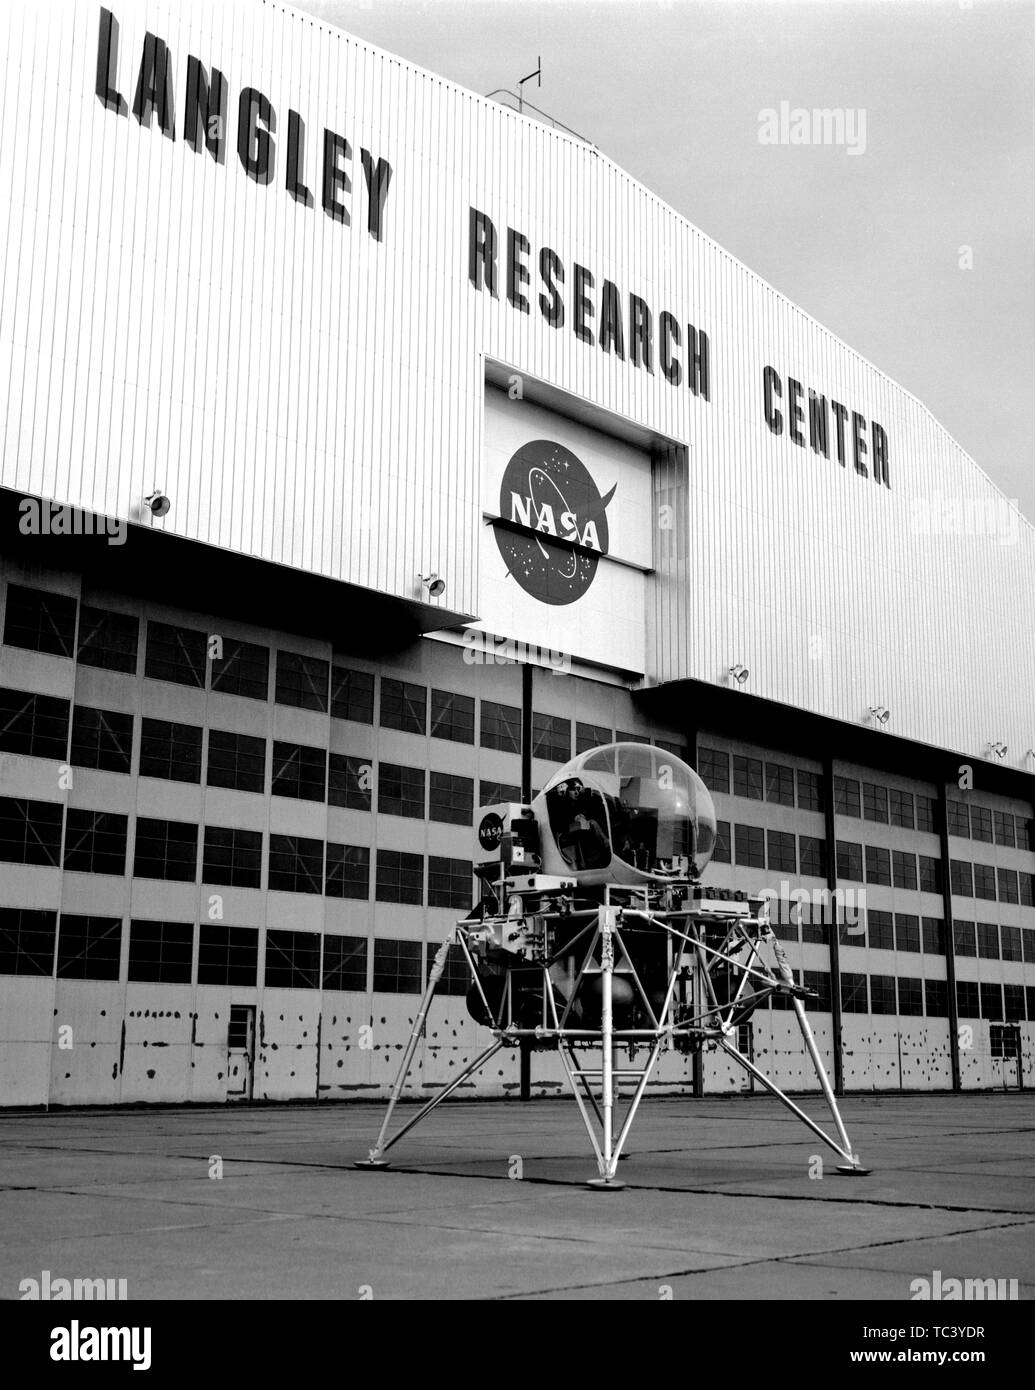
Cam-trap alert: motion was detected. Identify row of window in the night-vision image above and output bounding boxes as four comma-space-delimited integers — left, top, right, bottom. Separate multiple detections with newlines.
0, 909, 469, 993
946, 798, 1031, 848
713, 820, 1035, 906
770, 907, 1035, 962
699, 745, 1034, 848
0, 696, 521, 818
0, 798, 471, 906
699, 748, 827, 812
774, 969, 1034, 1022
2, 587, 677, 760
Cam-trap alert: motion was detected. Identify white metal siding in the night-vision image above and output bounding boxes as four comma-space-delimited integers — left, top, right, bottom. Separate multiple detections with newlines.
1, 0, 1032, 762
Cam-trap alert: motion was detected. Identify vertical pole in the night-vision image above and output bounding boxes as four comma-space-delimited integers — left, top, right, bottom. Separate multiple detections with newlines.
937, 780, 962, 1093
588, 908, 624, 1188
685, 725, 704, 1098
519, 660, 534, 1101
823, 754, 845, 1096
521, 662, 533, 803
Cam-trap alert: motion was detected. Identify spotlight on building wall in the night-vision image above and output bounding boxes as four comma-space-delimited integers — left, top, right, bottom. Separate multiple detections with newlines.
869, 706, 890, 726
145, 491, 171, 518
986, 741, 1008, 761
728, 664, 749, 686
419, 573, 446, 599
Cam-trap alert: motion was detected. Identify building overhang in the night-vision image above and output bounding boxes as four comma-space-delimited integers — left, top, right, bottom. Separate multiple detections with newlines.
637, 677, 1035, 804
0, 488, 475, 658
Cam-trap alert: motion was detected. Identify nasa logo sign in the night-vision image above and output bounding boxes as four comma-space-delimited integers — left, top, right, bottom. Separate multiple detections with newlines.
495, 440, 616, 606
478, 813, 505, 852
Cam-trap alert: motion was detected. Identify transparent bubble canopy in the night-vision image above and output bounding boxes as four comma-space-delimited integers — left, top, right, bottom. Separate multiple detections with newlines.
537, 742, 717, 883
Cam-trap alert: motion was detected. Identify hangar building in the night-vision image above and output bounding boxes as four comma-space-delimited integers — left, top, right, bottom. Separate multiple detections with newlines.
0, 0, 1032, 1106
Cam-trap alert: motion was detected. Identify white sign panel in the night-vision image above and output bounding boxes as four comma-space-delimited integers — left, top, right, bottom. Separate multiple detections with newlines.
476, 389, 652, 673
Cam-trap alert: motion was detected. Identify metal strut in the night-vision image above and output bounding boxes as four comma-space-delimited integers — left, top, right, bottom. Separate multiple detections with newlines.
355, 901, 868, 1183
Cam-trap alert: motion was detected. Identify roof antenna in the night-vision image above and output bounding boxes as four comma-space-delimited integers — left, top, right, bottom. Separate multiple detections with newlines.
517, 58, 541, 114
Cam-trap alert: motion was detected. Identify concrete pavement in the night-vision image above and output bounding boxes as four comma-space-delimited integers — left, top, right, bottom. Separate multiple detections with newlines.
2, 1092, 1033, 1300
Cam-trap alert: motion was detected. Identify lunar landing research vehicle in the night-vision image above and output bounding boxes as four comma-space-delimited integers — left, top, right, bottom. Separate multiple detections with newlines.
356, 743, 869, 1188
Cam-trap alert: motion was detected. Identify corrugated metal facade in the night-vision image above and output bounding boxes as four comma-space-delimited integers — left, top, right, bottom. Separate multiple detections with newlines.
0, 0, 1031, 762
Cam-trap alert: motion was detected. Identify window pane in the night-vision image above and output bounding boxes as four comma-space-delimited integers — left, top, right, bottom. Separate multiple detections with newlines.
0, 687, 69, 760
765, 762, 795, 807
326, 842, 370, 900
429, 772, 473, 826
732, 756, 763, 800
202, 826, 262, 888
265, 929, 321, 989
207, 729, 266, 794
375, 850, 423, 905
328, 754, 373, 810
0, 907, 57, 976
3, 585, 76, 656
128, 920, 193, 984
796, 769, 824, 812
924, 979, 948, 1016
889, 789, 914, 829
331, 666, 374, 722
272, 742, 327, 802
870, 974, 896, 1014
0, 797, 63, 866
576, 722, 612, 755
56, 915, 121, 980
210, 639, 270, 700
430, 689, 475, 744
867, 910, 894, 951
953, 919, 976, 957
833, 777, 860, 817
267, 834, 323, 894
133, 818, 198, 881
323, 934, 368, 991
428, 856, 473, 909
479, 780, 521, 807
198, 926, 258, 986
139, 718, 203, 783
71, 705, 133, 773
275, 650, 329, 712
378, 763, 425, 819
532, 712, 570, 763
864, 845, 891, 886
372, 938, 423, 992
697, 747, 730, 794
63, 809, 127, 875
380, 678, 426, 734
836, 840, 862, 882
77, 606, 138, 673
145, 621, 206, 687
840, 973, 868, 1012
894, 914, 921, 953
862, 782, 889, 823
892, 850, 917, 890
798, 835, 827, 878
480, 700, 520, 753
970, 806, 993, 844
766, 828, 796, 873
734, 823, 765, 868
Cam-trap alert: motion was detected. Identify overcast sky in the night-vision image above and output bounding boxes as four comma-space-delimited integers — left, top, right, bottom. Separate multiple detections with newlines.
304, 0, 1034, 521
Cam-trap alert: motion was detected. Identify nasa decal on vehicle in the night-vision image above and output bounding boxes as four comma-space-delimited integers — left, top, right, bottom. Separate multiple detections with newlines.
477, 813, 505, 851
496, 440, 617, 606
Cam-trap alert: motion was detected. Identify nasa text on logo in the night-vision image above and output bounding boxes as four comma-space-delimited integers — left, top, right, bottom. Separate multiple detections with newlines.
478, 813, 505, 852
497, 440, 616, 605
